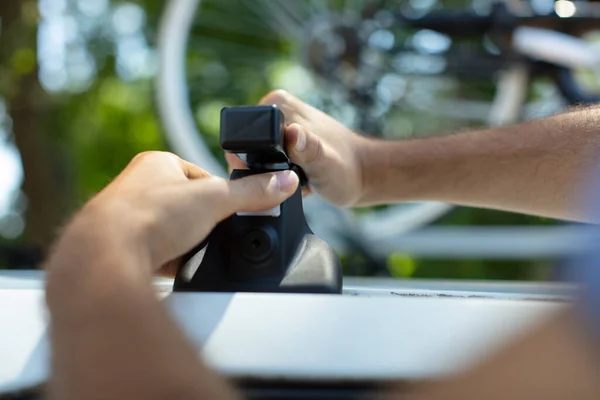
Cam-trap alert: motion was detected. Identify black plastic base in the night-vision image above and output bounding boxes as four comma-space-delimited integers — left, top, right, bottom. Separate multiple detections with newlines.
173, 170, 342, 294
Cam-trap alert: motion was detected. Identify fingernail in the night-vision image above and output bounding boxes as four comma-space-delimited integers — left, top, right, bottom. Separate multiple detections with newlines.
294, 126, 307, 152
275, 170, 299, 192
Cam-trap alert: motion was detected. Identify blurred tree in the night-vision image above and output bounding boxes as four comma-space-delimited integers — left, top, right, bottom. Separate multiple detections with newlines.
0, 0, 566, 281
0, 0, 74, 252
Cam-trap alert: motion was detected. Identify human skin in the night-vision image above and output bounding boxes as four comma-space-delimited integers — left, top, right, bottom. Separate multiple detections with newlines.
230, 90, 600, 222
43, 91, 600, 399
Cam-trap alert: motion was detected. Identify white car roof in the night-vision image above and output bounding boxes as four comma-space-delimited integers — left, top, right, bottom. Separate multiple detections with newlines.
0, 271, 571, 394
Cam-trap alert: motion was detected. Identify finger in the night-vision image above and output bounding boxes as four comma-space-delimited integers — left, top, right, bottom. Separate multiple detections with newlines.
225, 152, 247, 174
115, 151, 189, 185
226, 170, 299, 213
200, 170, 299, 223
124, 151, 210, 182
177, 158, 212, 180
258, 90, 301, 125
285, 123, 325, 175
259, 89, 295, 107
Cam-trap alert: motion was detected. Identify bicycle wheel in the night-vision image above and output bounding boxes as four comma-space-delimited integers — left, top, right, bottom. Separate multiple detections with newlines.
154, 0, 551, 256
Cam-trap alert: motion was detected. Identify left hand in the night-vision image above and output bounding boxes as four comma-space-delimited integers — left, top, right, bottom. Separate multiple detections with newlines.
226, 90, 368, 207
45, 151, 299, 279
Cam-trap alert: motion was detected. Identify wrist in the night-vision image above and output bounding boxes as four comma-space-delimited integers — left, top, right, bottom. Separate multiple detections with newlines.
355, 137, 379, 205
46, 254, 155, 323
356, 137, 423, 206
45, 212, 154, 319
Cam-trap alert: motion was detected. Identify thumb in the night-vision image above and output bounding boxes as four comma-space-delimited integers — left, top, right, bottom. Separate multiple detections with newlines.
145, 171, 298, 267
211, 170, 299, 219
285, 124, 325, 175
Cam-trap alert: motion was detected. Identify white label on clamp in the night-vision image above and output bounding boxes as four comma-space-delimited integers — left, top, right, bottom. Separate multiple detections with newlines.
237, 205, 281, 217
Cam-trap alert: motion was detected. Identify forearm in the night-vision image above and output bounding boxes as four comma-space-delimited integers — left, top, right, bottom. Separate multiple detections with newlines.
359, 107, 600, 222
390, 309, 600, 400
45, 223, 238, 400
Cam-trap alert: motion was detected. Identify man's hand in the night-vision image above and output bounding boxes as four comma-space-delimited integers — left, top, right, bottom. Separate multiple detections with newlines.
47, 151, 299, 283
226, 90, 369, 207
228, 92, 600, 221
44, 151, 298, 400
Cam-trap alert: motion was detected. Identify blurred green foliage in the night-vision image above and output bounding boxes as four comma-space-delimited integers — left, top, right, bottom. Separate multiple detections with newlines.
0, 0, 563, 280
62, 78, 165, 202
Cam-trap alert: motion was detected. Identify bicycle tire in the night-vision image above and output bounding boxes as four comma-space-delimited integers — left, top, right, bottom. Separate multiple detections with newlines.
154, 0, 530, 254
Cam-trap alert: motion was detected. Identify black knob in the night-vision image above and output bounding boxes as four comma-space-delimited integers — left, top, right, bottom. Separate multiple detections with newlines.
241, 226, 278, 263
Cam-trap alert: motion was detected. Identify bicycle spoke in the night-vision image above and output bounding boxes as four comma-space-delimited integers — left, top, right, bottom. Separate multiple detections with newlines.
162, 0, 596, 262
187, 40, 280, 62
253, 0, 305, 40
192, 8, 275, 39
277, 0, 313, 22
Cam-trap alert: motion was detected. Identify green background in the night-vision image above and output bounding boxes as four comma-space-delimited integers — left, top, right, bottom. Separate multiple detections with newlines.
0, 0, 563, 280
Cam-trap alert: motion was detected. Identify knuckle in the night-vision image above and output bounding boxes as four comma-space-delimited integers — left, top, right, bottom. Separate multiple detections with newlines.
257, 178, 271, 199
135, 209, 160, 235
260, 89, 291, 106
308, 135, 324, 164
131, 151, 158, 162
288, 122, 302, 131
131, 151, 176, 165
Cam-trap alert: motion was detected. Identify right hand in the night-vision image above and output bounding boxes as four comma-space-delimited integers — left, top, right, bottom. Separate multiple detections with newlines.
226, 90, 369, 208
